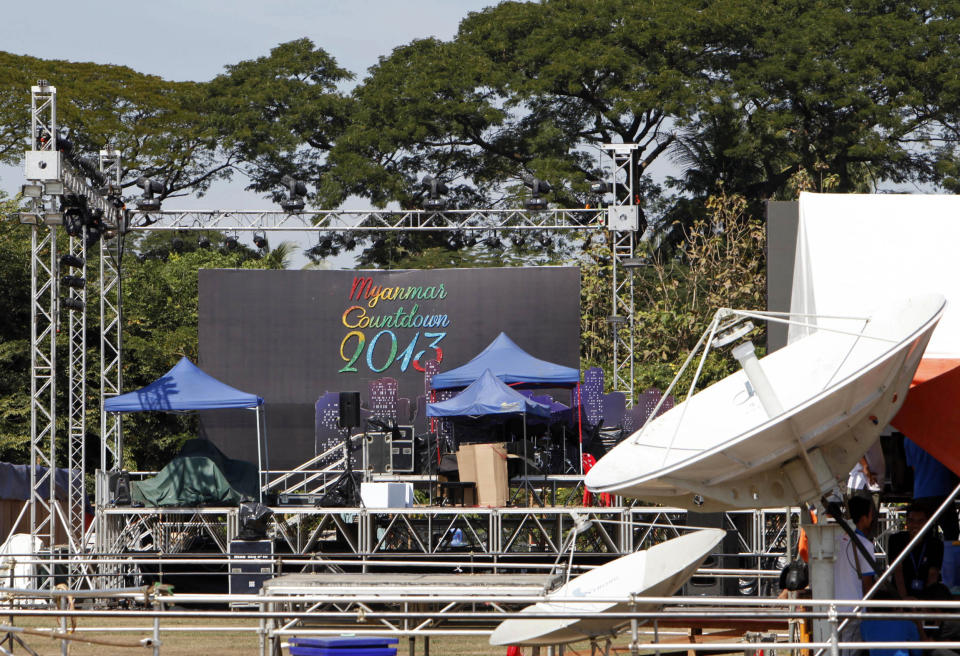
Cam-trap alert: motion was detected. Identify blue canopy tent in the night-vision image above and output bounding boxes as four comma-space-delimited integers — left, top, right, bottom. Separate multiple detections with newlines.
427, 369, 551, 419
429, 333, 584, 474
429, 333, 579, 390
428, 370, 551, 502
104, 357, 268, 501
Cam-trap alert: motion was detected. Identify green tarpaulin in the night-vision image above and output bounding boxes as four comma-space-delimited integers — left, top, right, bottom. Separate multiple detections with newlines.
131, 439, 259, 507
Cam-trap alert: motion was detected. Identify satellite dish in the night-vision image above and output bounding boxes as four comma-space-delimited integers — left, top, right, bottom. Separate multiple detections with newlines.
586, 294, 945, 511
489, 528, 725, 646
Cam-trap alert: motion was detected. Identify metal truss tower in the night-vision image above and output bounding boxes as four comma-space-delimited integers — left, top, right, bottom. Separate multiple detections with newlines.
99, 148, 124, 473
603, 144, 644, 405
23, 82, 61, 581
23, 83, 128, 581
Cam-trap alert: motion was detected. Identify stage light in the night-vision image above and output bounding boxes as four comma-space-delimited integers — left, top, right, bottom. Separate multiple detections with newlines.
422, 176, 449, 211
344, 236, 356, 250
237, 501, 273, 540
62, 297, 84, 312
484, 233, 501, 249
512, 232, 527, 248
171, 237, 184, 252
224, 235, 238, 250
136, 177, 165, 212
56, 131, 74, 156
60, 254, 85, 269
61, 276, 85, 289
463, 233, 478, 248
76, 155, 106, 188
253, 231, 268, 250
279, 175, 307, 213
43, 181, 64, 196
198, 235, 211, 249
621, 256, 651, 271
590, 181, 612, 195
64, 210, 84, 237
21, 183, 42, 198
522, 174, 551, 210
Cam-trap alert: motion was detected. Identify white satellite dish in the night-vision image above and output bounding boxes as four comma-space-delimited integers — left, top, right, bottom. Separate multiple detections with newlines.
586, 294, 945, 511
489, 528, 725, 646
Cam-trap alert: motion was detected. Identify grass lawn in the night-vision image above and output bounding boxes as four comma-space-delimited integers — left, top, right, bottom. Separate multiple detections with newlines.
4, 616, 613, 656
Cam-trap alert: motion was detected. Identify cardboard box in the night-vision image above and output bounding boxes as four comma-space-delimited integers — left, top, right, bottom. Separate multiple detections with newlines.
456, 442, 508, 507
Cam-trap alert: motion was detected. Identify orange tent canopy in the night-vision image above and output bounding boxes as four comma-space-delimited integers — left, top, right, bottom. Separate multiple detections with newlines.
891, 358, 960, 477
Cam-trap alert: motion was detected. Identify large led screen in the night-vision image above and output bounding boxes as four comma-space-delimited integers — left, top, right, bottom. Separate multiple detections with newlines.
198, 267, 580, 468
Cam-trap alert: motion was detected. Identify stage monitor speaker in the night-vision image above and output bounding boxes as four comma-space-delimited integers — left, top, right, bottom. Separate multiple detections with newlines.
683, 511, 739, 596
339, 391, 361, 429
111, 470, 131, 506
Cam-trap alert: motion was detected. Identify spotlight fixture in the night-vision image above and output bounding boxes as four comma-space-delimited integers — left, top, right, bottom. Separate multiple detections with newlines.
135, 177, 165, 212
20, 183, 42, 198
197, 235, 211, 249
64, 211, 84, 238
224, 235, 238, 250
61, 275, 85, 289
60, 254, 85, 269
484, 233, 502, 249
56, 131, 74, 156
171, 237, 184, 252
522, 173, 551, 211
344, 236, 357, 250
421, 176, 449, 211
62, 297, 84, 312
253, 231, 268, 250
590, 181, 613, 195
279, 175, 307, 213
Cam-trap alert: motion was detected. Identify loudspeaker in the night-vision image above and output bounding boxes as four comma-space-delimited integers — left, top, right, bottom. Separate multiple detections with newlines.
111, 470, 131, 506
683, 511, 739, 596
339, 391, 361, 429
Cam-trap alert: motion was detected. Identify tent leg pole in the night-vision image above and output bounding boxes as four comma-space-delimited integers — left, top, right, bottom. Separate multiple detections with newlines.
256, 406, 263, 503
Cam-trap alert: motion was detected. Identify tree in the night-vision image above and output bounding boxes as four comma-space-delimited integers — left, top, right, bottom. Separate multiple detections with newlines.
682, 0, 960, 198
0, 52, 230, 199
0, 193, 32, 463
203, 39, 354, 200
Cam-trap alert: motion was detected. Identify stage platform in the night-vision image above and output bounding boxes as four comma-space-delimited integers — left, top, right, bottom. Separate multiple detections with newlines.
264, 571, 559, 596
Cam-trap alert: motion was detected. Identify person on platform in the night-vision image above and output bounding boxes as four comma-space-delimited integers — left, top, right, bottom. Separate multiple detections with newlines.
889, 503, 947, 601
904, 437, 959, 541
835, 495, 877, 656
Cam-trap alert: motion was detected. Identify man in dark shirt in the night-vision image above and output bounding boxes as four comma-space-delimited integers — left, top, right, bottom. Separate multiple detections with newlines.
889, 503, 944, 600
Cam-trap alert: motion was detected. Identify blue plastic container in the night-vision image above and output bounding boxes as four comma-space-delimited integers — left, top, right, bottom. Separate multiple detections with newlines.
289, 637, 399, 656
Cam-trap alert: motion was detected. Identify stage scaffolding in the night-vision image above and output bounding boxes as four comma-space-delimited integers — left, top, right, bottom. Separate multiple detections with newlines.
19, 81, 651, 583
94, 503, 796, 570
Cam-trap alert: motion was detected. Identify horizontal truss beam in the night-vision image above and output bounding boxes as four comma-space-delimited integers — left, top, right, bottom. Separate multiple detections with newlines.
127, 208, 605, 232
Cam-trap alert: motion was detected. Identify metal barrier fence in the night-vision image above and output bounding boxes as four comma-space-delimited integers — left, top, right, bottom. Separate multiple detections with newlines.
3, 585, 960, 656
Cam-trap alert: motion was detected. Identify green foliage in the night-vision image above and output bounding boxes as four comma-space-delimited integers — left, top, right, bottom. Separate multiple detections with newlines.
0, 52, 229, 198
204, 38, 354, 199
578, 190, 766, 398
0, 193, 31, 462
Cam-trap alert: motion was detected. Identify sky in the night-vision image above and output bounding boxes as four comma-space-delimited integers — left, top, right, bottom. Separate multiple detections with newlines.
0, 0, 497, 265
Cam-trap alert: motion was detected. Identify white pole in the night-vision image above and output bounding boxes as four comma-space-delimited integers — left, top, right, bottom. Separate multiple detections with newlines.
255, 406, 263, 503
